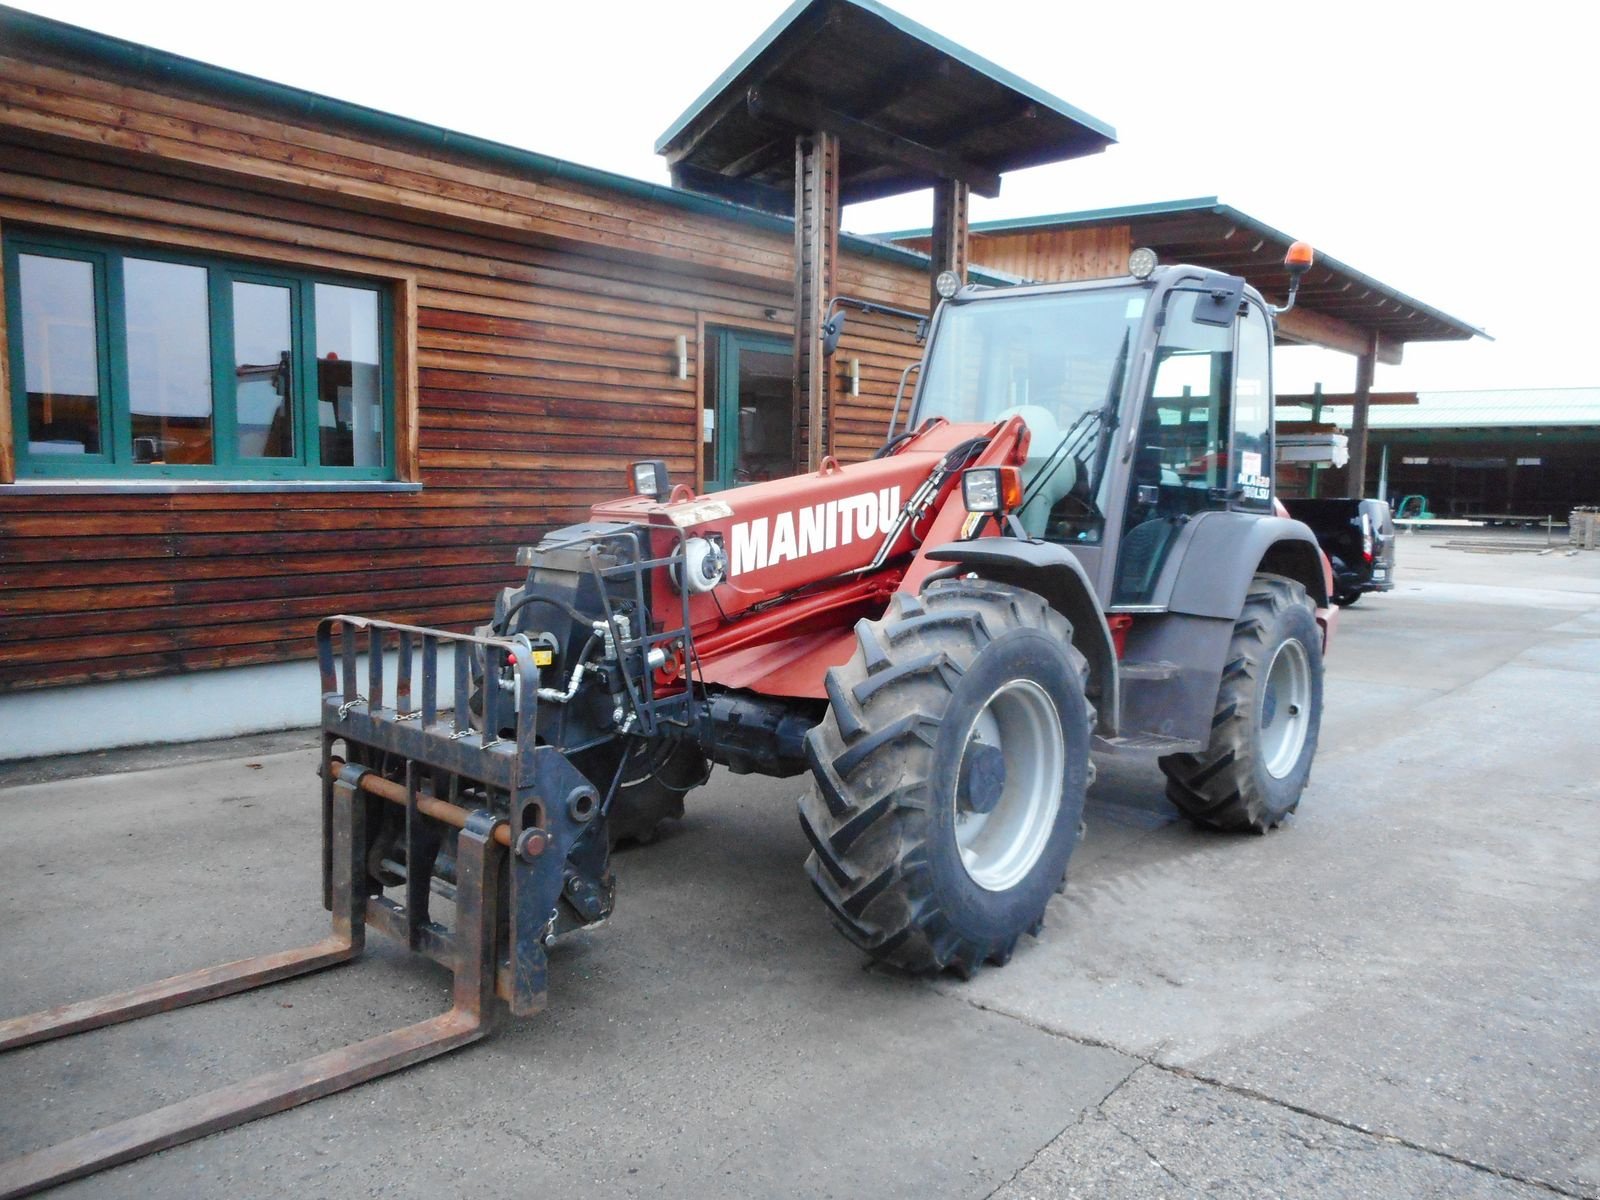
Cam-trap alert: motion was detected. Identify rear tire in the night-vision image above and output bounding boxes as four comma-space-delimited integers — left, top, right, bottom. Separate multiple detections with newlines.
1333, 588, 1361, 607
799, 579, 1092, 978
1160, 574, 1323, 832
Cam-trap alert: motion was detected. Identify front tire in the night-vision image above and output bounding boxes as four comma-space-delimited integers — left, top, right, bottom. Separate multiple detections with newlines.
1160, 574, 1323, 832
799, 579, 1092, 977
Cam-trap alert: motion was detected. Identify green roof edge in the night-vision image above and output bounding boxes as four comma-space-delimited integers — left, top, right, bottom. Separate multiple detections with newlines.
654, 0, 1117, 154
876, 195, 1487, 341
0, 4, 1008, 287
873, 195, 1222, 241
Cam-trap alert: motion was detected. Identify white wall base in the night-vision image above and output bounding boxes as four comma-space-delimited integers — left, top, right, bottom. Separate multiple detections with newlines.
0, 649, 457, 762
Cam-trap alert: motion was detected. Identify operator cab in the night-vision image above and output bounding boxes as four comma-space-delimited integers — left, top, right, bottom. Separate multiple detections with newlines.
909, 258, 1278, 608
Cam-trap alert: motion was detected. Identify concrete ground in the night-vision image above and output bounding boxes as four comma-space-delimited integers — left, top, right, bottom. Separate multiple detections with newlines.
2, 530, 1597, 1199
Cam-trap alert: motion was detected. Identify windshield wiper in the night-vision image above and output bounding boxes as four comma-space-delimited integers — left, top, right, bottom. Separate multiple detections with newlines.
1018, 328, 1131, 515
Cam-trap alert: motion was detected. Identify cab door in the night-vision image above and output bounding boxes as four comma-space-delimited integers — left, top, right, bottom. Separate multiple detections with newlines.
1111, 289, 1273, 606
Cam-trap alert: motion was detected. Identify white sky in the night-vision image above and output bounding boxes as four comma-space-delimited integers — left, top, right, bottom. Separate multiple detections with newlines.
13, 0, 1594, 395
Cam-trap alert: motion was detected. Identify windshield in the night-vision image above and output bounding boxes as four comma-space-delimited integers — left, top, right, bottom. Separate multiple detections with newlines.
914, 286, 1148, 541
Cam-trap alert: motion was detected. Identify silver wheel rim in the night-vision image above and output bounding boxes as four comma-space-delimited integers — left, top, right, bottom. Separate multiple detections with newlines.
955, 679, 1065, 892
1260, 639, 1312, 778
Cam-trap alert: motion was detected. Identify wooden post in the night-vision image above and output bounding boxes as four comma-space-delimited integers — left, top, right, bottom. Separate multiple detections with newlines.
928, 179, 970, 315
1308, 382, 1323, 499
792, 130, 840, 471
1346, 332, 1377, 499
0, 217, 13, 484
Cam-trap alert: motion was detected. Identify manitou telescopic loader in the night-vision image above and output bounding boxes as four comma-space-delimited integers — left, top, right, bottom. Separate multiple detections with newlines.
0, 245, 1335, 1195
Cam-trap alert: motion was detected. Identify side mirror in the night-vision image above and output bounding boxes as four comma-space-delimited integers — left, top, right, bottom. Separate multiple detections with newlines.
821, 310, 846, 357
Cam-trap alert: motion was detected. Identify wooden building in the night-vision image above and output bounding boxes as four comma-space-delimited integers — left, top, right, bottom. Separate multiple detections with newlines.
0, 5, 996, 752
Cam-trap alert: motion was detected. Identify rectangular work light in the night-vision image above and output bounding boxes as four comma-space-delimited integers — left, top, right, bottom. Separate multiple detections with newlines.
631, 459, 670, 501
961, 466, 1023, 514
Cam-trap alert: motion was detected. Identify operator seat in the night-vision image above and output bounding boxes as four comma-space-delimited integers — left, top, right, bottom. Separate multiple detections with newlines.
996, 404, 1076, 538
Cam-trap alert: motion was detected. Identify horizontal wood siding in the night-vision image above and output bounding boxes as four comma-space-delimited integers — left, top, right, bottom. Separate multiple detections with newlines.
0, 52, 931, 691
895, 226, 1132, 283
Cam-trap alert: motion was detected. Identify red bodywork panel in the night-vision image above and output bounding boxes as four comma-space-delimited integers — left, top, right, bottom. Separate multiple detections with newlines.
588, 420, 1028, 699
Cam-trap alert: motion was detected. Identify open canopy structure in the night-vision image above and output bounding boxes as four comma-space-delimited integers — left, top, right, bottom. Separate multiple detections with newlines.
656, 0, 1116, 212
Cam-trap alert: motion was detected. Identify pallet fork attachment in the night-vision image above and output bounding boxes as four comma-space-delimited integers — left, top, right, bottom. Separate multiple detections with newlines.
0, 618, 565, 1198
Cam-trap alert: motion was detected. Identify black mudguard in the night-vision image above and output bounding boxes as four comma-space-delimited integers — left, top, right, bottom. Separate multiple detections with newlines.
923, 538, 1120, 737
1163, 513, 1330, 616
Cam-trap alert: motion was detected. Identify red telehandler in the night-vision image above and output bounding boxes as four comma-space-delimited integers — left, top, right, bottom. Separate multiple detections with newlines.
0, 247, 1334, 1195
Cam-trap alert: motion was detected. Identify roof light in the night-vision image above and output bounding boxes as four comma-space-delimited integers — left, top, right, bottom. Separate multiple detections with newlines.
1274, 241, 1317, 316
934, 270, 962, 300
1128, 247, 1158, 279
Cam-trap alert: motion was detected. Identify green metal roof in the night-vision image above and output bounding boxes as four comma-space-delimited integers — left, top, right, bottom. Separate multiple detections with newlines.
878, 196, 1487, 344
655, 0, 1116, 156
0, 3, 1012, 285
1280, 389, 1600, 430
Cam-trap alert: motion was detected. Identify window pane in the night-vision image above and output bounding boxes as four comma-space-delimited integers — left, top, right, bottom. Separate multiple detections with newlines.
733, 347, 792, 484
314, 284, 382, 467
18, 254, 101, 456
233, 282, 294, 459
1233, 305, 1273, 507
125, 258, 213, 464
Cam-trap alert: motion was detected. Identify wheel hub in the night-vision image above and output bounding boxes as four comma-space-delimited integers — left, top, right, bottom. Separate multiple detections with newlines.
958, 743, 1006, 815
1260, 637, 1312, 779
954, 679, 1065, 892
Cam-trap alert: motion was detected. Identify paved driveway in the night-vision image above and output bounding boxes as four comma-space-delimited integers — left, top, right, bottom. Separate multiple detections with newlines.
2, 533, 1596, 1198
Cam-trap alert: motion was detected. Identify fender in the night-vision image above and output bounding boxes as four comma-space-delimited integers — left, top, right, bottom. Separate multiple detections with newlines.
1163, 513, 1330, 617
922, 538, 1120, 736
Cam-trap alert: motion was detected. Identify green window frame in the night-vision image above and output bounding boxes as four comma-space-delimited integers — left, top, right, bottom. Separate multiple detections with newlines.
4, 230, 396, 481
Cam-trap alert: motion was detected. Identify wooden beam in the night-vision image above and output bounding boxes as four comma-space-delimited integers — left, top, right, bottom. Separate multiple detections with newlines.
1275, 304, 1404, 365
1276, 392, 1418, 407
1346, 331, 1378, 499
929, 178, 969, 314
793, 131, 840, 470
747, 86, 1002, 198
0, 216, 12, 484
927, 98, 1038, 150
393, 274, 421, 484
717, 137, 791, 180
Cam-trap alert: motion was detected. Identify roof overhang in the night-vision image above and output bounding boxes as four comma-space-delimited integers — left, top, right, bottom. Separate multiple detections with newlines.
656, 0, 1116, 210
879, 196, 1487, 359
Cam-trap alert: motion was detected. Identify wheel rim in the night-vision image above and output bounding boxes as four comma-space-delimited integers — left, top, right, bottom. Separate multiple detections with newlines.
1260, 638, 1312, 778
954, 679, 1065, 892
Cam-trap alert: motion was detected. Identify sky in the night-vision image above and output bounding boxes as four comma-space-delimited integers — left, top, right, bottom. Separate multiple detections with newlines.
12, 0, 1594, 396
